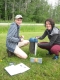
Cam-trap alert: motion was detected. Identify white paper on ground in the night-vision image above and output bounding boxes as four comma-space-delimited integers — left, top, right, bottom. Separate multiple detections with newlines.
4, 63, 30, 76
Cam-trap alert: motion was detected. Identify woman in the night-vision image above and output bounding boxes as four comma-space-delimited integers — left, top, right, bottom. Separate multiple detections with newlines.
36, 19, 60, 59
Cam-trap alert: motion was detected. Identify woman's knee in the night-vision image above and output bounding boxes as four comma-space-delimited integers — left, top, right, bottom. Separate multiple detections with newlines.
37, 43, 40, 47
50, 46, 59, 55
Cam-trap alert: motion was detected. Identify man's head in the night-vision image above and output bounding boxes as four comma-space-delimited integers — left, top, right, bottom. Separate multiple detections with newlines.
15, 15, 23, 25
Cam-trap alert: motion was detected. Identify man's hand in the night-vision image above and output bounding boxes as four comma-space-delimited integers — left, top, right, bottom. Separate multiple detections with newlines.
20, 35, 24, 39
21, 38, 24, 42
20, 35, 24, 42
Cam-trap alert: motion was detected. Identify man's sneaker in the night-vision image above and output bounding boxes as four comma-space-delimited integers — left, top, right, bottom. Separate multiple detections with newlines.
53, 55, 59, 59
7, 49, 14, 57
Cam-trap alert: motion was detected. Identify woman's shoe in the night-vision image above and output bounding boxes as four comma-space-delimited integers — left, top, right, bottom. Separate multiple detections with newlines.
46, 51, 52, 55
53, 55, 59, 59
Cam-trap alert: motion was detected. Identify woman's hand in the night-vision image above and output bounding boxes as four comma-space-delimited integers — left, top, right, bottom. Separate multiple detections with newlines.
35, 36, 40, 39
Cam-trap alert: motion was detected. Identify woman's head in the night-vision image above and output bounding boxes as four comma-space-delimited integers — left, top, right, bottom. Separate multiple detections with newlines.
45, 19, 55, 30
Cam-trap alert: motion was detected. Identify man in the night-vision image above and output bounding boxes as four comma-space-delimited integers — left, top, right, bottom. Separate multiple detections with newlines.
6, 14, 29, 59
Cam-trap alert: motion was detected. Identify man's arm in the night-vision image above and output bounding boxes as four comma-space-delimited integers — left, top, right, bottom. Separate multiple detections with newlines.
7, 24, 21, 43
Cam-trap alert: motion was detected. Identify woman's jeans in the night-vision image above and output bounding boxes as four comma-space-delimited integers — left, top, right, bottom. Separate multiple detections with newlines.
38, 42, 60, 56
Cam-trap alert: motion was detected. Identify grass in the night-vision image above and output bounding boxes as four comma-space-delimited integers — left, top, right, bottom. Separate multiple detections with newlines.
0, 25, 60, 80
0, 25, 46, 33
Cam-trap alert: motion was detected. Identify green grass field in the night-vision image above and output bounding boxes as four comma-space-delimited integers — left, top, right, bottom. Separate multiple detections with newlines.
0, 25, 60, 80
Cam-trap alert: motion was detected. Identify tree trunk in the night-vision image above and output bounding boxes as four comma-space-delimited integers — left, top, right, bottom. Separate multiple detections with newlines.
12, 0, 15, 21
5, 0, 7, 20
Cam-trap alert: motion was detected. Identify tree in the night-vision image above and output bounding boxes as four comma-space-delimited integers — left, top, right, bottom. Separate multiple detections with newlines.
51, 0, 60, 23
33, 0, 50, 23
0, 0, 57, 23
26, 0, 40, 22
0, 0, 5, 20
5, 0, 7, 20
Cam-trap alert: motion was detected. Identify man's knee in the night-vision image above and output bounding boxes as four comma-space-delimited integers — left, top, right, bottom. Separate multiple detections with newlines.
23, 55, 28, 59
19, 54, 28, 59
14, 52, 28, 59
25, 40, 29, 45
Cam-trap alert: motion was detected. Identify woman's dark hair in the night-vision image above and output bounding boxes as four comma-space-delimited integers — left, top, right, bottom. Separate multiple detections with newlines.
45, 18, 55, 28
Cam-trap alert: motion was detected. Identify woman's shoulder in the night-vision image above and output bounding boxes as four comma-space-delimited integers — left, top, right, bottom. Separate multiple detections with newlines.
53, 27, 59, 32
51, 27, 59, 35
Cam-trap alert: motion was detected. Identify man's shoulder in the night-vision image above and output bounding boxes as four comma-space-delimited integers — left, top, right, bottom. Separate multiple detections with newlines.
9, 22, 17, 31
11, 22, 16, 26
10, 22, 17, 28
